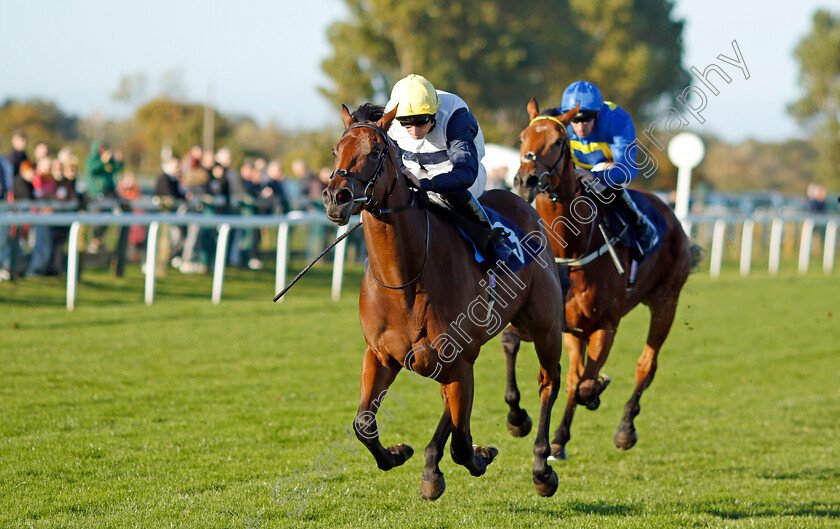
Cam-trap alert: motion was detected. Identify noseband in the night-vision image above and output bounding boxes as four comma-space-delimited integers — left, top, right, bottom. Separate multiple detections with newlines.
521, 116, 573, 202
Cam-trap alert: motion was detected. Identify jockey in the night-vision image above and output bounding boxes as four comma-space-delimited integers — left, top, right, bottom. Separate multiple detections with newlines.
554, 80, 659, 256
385, 74, 504, 256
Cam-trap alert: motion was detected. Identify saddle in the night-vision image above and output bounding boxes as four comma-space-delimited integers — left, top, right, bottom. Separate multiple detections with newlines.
580, 187, 667, 262
425, 198, 537, 274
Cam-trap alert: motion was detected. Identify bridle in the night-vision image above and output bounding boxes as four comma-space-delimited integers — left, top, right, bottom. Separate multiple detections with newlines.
331, 121, 429, 289
521, 116, 575, 202
331, 122, 413, 218
521, 116, 625, 270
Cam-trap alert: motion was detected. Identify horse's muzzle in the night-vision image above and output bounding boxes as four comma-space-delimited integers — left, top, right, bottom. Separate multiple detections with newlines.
323, 184, 357, 225
512, 172, 538, 203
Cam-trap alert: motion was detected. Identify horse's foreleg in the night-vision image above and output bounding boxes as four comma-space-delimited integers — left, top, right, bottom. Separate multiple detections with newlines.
446, 362, 498, 477
420, 388, 452, 501
615, 298, 676, 450
531, 354, 561, 497
551, 332, 586, 460
501, 326, 532, 437
354, 347, 413, 470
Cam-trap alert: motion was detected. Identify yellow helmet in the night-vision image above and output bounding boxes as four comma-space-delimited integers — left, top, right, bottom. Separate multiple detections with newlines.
390, 74, 440, 118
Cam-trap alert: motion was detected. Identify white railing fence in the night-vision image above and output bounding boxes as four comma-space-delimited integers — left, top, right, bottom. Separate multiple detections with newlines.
2, 210, 837, 310
1, 211, 358, 311
682, 213, 838, 279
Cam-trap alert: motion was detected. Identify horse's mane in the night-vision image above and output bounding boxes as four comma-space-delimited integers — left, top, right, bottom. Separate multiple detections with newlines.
351, 103, 385, 123
542, 108, 562, 118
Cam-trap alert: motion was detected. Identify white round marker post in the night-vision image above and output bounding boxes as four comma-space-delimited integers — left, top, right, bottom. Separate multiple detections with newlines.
667, 132, 705, 228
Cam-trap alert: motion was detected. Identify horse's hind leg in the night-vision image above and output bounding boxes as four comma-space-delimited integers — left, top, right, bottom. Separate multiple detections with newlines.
420, 389, 452, 501
446, 361, 498, 477
501, 326, 532, 437
615, 294, 678, 450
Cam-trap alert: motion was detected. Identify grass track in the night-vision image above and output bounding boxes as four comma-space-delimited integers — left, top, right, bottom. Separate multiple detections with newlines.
1, 263, 839, 528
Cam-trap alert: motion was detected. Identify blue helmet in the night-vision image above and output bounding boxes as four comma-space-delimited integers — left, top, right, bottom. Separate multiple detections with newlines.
560, 81, 603, 114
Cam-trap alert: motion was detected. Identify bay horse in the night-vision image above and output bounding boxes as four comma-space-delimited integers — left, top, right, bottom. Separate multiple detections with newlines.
504, 97, 702, 461
322, 104, 566, 500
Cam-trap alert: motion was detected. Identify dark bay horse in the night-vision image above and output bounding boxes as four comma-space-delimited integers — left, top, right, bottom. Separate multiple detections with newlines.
322, 104, 566, 500
505, 97, 702, 461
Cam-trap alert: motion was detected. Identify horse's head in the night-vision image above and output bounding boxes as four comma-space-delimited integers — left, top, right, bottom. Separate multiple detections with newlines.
323, 105, 400, 225
513, 97, 578, 204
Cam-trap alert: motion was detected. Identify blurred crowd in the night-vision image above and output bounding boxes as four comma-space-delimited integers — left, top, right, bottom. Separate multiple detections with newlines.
0, 131, 343, 281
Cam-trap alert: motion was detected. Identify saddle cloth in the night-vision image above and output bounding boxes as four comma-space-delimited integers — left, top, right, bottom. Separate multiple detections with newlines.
430, 201, 544, 273
605, 189, 668, 262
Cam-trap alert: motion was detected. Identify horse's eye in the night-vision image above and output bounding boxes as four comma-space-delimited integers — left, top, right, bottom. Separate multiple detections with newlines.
331, 148, 336, 157
369, 148, 380, 158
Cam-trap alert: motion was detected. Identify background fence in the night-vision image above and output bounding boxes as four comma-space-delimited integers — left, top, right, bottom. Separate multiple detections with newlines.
2, 207, 837, 311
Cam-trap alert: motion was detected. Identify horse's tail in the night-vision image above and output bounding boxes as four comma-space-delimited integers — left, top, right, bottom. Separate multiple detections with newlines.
689, 244, 705, 273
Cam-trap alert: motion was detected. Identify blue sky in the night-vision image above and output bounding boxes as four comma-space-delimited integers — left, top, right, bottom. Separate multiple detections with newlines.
2, 0, 835, 143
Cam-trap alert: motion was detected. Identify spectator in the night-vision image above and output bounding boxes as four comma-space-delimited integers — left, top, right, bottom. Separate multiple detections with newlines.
14, 161, 36, 200
153, 157, 186, 271
486, 166, 510, 191
84, 141, 124, 253
8, 132, 28, 178
180, 144, 207, 199
291, 159, 316, 211
154, 157, 185, 206
53, 157, 80, 203
49, 158, 80, 275
9, 162, 36, 278
0, 138, 15, 281
234, 160, 264, 269
25, 158, 55, 276
264, 160, 290, 214
253, 157, 268, 185
33, 142, 50, 163
807, 183, 827, 214
84, 141, 123, 199
204, 150, 231, 211
0, 139, 14, 200
117, 173, 146, 262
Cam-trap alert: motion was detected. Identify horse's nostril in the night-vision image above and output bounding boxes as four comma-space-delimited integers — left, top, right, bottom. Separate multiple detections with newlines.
336, 189, 352, 205
526, 176, 538, 187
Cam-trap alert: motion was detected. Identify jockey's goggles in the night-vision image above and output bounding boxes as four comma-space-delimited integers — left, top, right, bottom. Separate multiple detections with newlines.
397, 114, 433, 127
570, 111, 599, 123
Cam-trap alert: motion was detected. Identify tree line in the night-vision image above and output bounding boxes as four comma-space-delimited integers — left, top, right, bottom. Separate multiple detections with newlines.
1, 4, 836, 196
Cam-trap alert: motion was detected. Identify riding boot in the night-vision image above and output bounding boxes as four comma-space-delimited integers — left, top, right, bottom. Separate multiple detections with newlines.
616, 188, 659, 257
453, 194, 506, 258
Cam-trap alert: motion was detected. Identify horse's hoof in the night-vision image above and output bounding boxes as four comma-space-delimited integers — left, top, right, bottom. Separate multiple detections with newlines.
614, 428, 638, 450
533, 468, 559, 497
547, 443, 567, 461
387, 444, 415, 466
583, 374, 611, 410
507, 413, 532, 437
473, 445, 499, 465
420, 474, 446, 501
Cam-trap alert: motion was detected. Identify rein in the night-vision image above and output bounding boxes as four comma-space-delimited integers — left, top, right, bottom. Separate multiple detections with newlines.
335, 121, 429, 289
553, 188, 630, 271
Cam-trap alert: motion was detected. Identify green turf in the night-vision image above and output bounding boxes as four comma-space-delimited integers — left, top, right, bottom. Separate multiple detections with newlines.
1, 263, 838, 528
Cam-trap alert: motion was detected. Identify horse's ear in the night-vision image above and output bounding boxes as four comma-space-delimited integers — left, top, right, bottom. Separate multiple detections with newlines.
378, 106, 399, 132
341, 104, 355, 128
558, 103, 579, 126
527, 97, 540, 120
